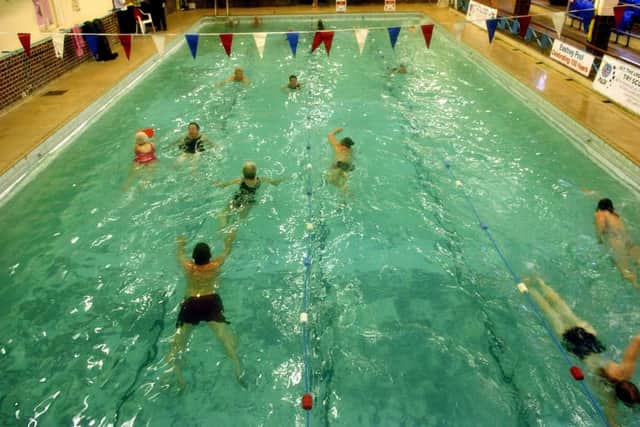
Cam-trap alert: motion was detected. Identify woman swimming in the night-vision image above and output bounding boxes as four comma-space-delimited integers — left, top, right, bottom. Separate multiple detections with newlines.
595, 198, 640, 288
123, 131, 156, 191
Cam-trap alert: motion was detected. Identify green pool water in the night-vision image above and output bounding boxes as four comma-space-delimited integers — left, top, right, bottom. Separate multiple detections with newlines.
0, 13, 638, 427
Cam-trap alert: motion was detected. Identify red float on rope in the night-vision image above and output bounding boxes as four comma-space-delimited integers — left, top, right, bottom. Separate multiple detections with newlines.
570, 365, 584, 381
301, 393, 313, 410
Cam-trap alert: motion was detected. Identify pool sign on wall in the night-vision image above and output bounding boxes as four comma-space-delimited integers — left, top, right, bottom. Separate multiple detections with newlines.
466, 0, 497, 31
336, 0, 347, 12
593, 55, 640, 116
549, 39, 595, 77
384, 0, 396, 11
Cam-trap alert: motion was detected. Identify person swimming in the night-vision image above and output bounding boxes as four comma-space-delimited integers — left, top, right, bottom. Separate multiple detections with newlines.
317, 19, 325, 30
326, 127, 354, 191
388, 64, 408, 75
178, 122, 215, 154
284, 75, 301, 91
133, 131, 156, 164
524, 275, 640, 422
595, 198, 640, 288
219, 67, 249, 86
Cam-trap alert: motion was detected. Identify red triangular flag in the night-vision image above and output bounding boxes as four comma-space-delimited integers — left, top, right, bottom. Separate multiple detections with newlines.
613, 6, 626, 28
220, 33, 233, 57
118, 34, 132, 60
518, 16, 532, 38
322, 31, 335, 55
421, 24, 434, 48
311, 31, 323, 53
18, 33, 31, 56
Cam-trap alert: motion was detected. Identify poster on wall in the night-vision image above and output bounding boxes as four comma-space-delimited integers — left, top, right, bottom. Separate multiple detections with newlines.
593, 55, 640, 115
549, 40, 595, 77
384, 0, 396, 12
336, 0, 347, 12
466, 0, 497, 31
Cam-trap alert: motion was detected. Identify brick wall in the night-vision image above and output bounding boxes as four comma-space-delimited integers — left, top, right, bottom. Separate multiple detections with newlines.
0, 13, 120, 112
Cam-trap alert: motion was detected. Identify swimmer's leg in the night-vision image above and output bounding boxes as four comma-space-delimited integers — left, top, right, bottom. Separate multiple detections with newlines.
207, 321, 243, 382
534, 277, 596, 334
165, 323, 194, 390
528, 288, 567, 336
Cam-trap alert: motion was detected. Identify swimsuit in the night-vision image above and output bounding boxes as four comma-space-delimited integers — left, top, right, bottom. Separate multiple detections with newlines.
180, 136, 205, 153
562, 326, 605, 359
176, 293, 229, 327
333, 161, 354, 172
232, 178, 261, 208
134, 144, 156, 164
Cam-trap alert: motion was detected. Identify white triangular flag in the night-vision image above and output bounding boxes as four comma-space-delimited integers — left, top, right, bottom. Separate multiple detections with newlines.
253, 32, 267, 59
52, 33, 65, 58
552, 12, 565, 38
152, 34, 165, 55
354, 28, 368, 55
453, 22, 465, 40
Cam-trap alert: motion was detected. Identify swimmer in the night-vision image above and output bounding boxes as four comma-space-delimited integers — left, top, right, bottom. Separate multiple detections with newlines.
283, 74, 302, 91
225, 17, 240, 26
317, 19, 325, 30
595, 198, 640, 288
123, 130, 156, 191
387, 64, 408, 75
214, 161, 282, 229
164, 232, 243, 389
177, 122, 216, 154
523, 275, 640, 424
326, 127, 354, 191
252, 16, 262, 27
219, 67, 249, 87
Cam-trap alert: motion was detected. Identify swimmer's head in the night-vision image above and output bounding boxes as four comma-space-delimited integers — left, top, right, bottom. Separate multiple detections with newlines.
234, 67, 244, 79
597, 198, 615, 213
289, 75, 298, 86
242, 161, 257, 179
340, 137, 355, 148
192, 242, 212, 265
187, 122, 200, 137
615, 380, 640, 406
135, 131, 149, 145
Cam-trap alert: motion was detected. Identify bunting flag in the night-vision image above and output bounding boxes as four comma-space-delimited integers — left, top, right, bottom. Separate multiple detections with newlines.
85, 35, 99, 58
613, 6, 626, 28
18, 33, 31, 56
311, 31, 323, 53
51, 33, 65, 58
453, 22, 465, 40
152, 34, 166, 55
286, 32, 299, 56
253, 33, 267, 59
311, 31, 335, 55
518, 16, 531, 38
118, 34, 132, 60
421, 24, 434, 48
220, 33, 233, 56
354, 28, 368, 55
387, 26, 401, 50
486, 19, 499, 44
185, 34, 199, 59
582, 10, 593, 35
551, 12, 565, 37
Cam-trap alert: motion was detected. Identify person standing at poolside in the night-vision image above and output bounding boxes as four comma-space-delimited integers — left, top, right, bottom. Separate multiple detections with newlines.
595, 198, 640, 288
165, 231, 243, 388
326, 127, 355, 191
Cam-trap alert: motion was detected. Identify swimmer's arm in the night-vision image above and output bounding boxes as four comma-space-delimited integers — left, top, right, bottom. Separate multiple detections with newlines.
327, 128, 343, 148
214, 178, 241, 188
261, 177, 282, 186
619, 335, 640, 379
176, 235, 190, 267
212, 231, 236, 266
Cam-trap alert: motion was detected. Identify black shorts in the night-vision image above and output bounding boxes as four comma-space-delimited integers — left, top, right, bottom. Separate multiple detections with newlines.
562, 327, 605, 359
176, 294, 229, 328
333, 161, 354, 172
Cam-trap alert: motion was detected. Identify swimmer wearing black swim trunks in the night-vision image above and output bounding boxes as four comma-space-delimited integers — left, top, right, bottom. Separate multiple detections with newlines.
524, 275, 640, 419
165, 232, 243, 387
327, 127, 354, 191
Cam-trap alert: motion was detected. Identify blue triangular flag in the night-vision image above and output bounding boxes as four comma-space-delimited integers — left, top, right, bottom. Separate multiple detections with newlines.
286, 32, 299, 56
582, 10, 594, 34
185, 34, 199, 59
387, 26, 401, 49
85, 35, 99, 58
486, 19, 499, 43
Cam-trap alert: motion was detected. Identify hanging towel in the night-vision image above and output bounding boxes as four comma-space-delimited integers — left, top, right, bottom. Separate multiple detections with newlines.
71, 25, 85, 57
33, 0, 54, 27
52, 33, 65, 58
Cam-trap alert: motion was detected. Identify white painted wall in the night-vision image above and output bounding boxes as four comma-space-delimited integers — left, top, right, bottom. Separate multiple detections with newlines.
0, 0, 116, 52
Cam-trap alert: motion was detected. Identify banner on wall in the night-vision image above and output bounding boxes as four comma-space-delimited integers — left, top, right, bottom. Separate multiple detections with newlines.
336, 0, 347, 12
466, 0, 497, 31
549, 40, 595, 77
593, 55, 640, 115
384, 0, 396, 12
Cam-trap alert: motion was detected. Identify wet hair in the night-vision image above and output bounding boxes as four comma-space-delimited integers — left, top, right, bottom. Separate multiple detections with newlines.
192, 243, 212, 265
135, 131, 149, 144
188, 122, 200, 130
615, 381, 640, 406
317, 19, 324, 30
340, 137, 355, 148
242, 161, 257, 179
289, 75, 297, 81
597, 198, 614, 213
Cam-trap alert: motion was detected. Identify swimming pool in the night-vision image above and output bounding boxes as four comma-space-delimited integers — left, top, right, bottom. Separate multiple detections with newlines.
1, 12, 639, 426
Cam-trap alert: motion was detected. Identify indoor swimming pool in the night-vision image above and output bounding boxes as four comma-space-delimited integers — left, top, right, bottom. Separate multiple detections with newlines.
0, 13, 639, 426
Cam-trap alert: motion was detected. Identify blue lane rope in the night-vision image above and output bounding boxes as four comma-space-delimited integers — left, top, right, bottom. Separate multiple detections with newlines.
441, 160, 611, 427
